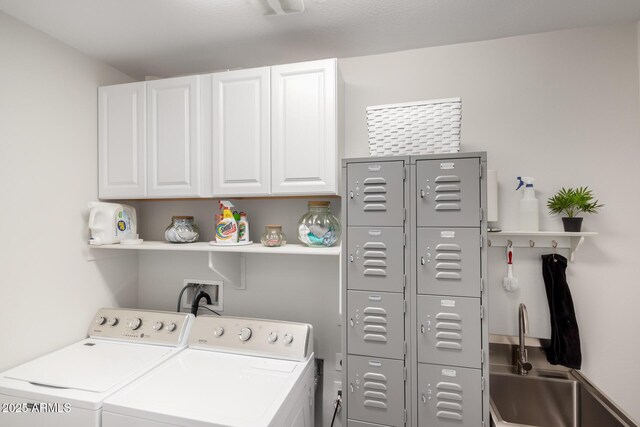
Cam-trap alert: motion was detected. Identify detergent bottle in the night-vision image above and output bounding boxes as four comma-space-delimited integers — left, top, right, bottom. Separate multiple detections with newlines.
238, 212, 250, 243
215, 201, 239, 244
516, 176, 539, 231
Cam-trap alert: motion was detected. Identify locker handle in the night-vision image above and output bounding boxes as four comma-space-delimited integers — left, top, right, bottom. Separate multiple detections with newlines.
420, 324, 425, 334
420, 257, 425, 266
349, 191, 354, 199
349, 254, 354, 263
349, 318, 354, 327
350, 383, 354, 393
421, 394, 427, 403
420, 189, 425, 198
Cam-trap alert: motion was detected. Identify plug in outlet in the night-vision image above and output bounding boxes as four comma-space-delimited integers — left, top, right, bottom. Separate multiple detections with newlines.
182, 279, 223, 312
333, 380, 342, 400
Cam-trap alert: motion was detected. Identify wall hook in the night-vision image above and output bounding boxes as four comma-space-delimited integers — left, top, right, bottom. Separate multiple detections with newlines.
529, 240, 535, 248
507, 239, 513, 248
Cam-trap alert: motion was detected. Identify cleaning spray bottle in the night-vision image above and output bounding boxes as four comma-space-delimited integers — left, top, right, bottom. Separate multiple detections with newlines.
216, 201, 238, 244
238, 212, 250, 243
516, 176, 539, 231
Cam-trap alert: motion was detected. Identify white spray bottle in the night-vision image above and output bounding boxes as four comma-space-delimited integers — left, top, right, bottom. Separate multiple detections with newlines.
516, 176, 539, 231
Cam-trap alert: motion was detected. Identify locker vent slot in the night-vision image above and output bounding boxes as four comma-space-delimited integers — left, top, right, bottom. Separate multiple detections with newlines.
433, 175, 462, 212
435, 311, 463, 351
363, 306, 389, 342
363, 371, 389, 410
434, 241, 463, 280
363, 176, 389, 213
363, 240, 389, 277
436, 380, 464, 421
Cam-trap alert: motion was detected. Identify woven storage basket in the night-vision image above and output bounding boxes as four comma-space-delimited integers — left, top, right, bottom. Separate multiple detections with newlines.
367, 98, 462, 156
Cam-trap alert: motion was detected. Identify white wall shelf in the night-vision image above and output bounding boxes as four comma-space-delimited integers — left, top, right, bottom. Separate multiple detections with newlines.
91, 241, 341, 256
487, 231, 597, 262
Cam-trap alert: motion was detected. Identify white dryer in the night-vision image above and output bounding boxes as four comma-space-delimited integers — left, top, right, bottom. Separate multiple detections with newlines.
0, 308, 193, 427
103, 315, 315, 427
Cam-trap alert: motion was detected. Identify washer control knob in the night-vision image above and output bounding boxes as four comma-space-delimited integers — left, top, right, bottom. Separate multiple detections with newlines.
214, 326, 225, 337
95, 316, 106, 325
238, 327, 252, 342
107, 317, 119, 327
167, 322, 177, 332
268, 332, 278, 343
153, 321, 164, 331
128, 318, 142, 330
283, 333, 294, 345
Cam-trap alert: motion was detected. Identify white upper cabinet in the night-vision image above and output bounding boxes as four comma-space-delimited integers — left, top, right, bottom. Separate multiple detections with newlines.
98, 82, 146, 199
211, 67, 271, 196
147, 75, 204, 198
271, 59, 340, 195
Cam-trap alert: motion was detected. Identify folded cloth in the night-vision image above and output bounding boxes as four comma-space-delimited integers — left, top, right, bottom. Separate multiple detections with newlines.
541, 254, 582, 369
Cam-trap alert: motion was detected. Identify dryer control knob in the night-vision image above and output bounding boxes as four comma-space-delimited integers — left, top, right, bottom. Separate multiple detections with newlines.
268, 332, 278, 343
167, 322, 177, 332
128, 318, 142, 330
153, 321, 164, 331
238, 327, 252, 342
214, 326, 225, 337
95, 316, 106, 325
283, 333, 294, 345
107, 317, 119, 327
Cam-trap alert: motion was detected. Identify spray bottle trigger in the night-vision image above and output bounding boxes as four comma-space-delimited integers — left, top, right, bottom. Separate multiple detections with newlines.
516, 176, 525, 191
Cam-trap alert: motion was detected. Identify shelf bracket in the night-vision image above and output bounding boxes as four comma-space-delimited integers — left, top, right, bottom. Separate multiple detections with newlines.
569, 236, 585, 263
207, 252, 245, 290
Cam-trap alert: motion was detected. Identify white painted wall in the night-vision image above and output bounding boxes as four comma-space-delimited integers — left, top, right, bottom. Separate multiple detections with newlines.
0, 12, 138, 371
339, 23, 640, 421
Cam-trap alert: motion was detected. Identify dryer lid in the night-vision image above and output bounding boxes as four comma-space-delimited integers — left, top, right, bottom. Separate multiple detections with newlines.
4, 339, 172, 393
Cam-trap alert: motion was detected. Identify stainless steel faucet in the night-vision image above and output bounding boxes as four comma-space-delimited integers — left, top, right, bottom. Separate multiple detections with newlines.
515, 303, 533, 375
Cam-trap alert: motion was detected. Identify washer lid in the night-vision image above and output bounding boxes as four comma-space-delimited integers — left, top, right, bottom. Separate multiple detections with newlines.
103, 349, 312, 426
4, 340, 172, 393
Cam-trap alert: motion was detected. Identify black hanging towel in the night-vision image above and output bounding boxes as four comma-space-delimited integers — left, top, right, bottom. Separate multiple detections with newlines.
541, 254, 582, 369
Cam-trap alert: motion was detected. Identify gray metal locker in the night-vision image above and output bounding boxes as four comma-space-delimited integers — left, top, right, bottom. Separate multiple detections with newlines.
417, 363, 482, 427
348, 420, 392, 427
416, 227, 481, 298
417, 295, 482, 369
347, 290, 405, 360
348, 227, 405, 293
347, 161, 405, 227
347, 355, 406, 427
416, 158, 480, 227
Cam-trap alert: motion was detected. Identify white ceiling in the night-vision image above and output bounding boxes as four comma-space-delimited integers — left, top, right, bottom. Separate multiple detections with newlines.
1, 0, 640, 79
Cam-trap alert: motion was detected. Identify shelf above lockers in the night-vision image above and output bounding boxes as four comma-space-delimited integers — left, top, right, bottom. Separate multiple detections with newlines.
487, 231, 597, 262
90, 241, 341, 256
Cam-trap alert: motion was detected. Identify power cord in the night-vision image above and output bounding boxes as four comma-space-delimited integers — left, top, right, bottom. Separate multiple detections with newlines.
176, 283, 193, 313
197, 305, 221, 316
330, 390, 342, 427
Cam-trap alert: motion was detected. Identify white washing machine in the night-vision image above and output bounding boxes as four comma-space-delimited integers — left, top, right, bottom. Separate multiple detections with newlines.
102, 315, 315, 427
0, 308, 193, 427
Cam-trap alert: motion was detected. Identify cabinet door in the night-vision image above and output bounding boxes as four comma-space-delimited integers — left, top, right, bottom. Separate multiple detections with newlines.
347, 227, 405, 293
98, 82, 146, 199
147, 76, 202, 197
347, 355, 405, 427
211, 68, 270, 196
416, 158, 481, 227
347, 290, 405, 360
417, 228, 481, 297
417, 295, 482, 369
418, 363, 482, 427
347, 161, 405, 227
271, 59, 337, 195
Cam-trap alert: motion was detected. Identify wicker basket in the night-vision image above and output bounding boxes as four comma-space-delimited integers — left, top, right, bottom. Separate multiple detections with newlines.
367, 98, 462, 156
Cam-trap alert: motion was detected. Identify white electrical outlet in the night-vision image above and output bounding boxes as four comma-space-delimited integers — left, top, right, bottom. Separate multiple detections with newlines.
182, 279, 223, 312
333, 380, 342, 398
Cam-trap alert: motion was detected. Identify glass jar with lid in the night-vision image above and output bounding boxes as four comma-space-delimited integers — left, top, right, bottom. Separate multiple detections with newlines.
261, 225, 286, 247
164, 216, 199, 243
297, 201, 341, 247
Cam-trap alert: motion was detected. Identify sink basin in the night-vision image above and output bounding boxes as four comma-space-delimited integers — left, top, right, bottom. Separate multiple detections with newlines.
490, 368, 637, 427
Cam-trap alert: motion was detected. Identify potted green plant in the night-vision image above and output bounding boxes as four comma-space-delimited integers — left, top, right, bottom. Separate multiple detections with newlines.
546, 187, 603, 232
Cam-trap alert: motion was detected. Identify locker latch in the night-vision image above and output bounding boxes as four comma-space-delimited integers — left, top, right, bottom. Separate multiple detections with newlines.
420, 324, 425, 334
349, 191, 354, 199
421, 394, 427, 403
349, 254, 354, 262
420, 189, 425, 198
